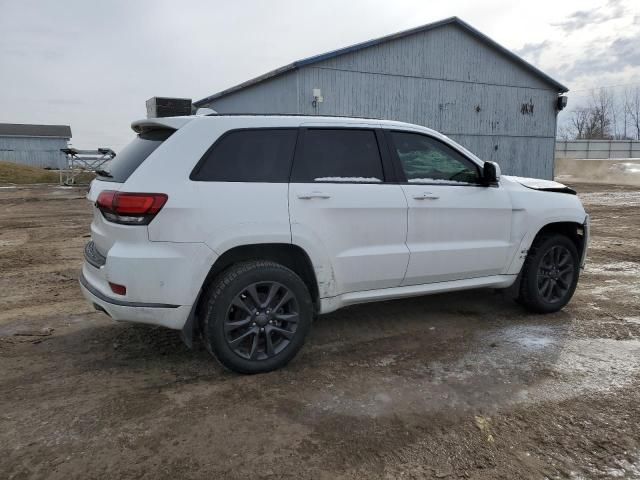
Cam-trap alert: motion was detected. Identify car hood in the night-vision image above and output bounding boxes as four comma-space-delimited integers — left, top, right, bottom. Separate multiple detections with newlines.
502, 175, 576, 195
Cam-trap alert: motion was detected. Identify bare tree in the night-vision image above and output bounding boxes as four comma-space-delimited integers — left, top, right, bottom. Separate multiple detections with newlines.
569, 107, 590, 139
563, 87, 636, 140
557, 125, 572, 141
620, 88, 630, 139
588, 88, 614, 139
625, 87, 640, 140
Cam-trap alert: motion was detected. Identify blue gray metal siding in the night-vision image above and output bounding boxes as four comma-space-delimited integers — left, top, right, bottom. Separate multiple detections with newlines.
310, 26, 554, 91
194, 17, 566, 105
208, 71, 299, 114
202, 23, 560, 178
0, 137, 69, 169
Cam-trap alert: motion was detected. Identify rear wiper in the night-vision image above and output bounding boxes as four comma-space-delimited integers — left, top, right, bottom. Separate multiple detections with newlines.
95, 169, 113, 178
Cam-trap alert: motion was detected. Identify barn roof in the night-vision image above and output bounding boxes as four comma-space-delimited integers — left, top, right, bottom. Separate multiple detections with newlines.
0, 123, 72, 138
195, 16, 568, 107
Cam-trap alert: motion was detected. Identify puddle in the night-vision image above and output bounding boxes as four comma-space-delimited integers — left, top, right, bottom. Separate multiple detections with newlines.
307, 324, 640, 418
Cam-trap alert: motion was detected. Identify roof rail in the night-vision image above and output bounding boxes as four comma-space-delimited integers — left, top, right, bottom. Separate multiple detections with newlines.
205, 112, 384, 121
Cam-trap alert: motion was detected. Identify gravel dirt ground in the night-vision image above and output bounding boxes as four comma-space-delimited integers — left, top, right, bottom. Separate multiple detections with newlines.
1, 182, 639, 480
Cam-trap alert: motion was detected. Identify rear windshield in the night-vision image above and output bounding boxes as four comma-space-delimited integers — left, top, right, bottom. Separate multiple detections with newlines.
97, 129, 174, 182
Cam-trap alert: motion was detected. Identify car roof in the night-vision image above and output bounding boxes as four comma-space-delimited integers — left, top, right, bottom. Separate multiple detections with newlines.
205, 113, 446, 138
131, 114, 483, 166
205, 114, 440, 134
131, 113, 451, 148
133, 113, 436, 132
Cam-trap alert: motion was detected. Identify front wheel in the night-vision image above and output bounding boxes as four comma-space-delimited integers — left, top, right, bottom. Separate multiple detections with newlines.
518, 234, 580, 313
202, 261, 313, 374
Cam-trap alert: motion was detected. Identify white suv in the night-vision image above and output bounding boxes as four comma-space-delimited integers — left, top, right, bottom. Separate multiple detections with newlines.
80, 114, 589, 373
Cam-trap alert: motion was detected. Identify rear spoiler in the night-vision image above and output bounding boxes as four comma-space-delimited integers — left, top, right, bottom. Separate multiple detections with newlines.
130, 117, 194, 134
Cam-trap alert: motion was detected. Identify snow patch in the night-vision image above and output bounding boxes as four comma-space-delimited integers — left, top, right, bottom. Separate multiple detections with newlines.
579, 191, 640, 207
314, 177, 382, 183
585, 261, 640, 277
407, 178, 473, 185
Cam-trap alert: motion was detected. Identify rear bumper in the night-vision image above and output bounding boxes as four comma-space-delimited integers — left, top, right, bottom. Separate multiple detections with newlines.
79, 271, 191, 329
78, 238, 216, 330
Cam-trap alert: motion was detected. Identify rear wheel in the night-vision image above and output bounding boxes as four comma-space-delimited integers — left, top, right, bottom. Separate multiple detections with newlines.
518, 234, 580, 313
202, 261, 313, 374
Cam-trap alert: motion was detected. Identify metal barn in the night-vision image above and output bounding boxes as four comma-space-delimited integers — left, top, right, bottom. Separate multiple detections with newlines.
0, 123, 72, 169
195, 17, 568, 179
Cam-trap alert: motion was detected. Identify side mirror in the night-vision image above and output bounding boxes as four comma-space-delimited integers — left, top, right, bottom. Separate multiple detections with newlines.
483, 161, 501, 185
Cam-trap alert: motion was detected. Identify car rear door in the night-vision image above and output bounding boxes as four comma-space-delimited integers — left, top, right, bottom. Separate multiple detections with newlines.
385, 130, 513, 285
289, 126, 409, 296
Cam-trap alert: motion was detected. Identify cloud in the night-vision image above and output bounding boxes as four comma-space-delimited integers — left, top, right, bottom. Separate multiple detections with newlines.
1, 0, 638, 150
553, 28, 640, 80
515, 40, 551, 64
553, 0, 626, 32
611, 36, 640, 65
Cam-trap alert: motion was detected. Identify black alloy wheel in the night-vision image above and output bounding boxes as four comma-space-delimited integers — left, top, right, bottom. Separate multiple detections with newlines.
225, 282, 299, 360
518, 233, 580, 313
202, 261, 313, 374
536, 245, 575, 304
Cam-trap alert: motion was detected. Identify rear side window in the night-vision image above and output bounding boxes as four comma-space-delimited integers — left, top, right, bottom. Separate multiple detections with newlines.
191, 129, 298, 182
291, 129, 384, 183
97, 130, 173, 183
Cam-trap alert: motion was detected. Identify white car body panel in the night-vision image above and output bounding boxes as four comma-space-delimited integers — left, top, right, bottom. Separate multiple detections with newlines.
400, 184, 513, 285
196, 182, 292, 254
289, 183, 409, 295
79, 114, 588, 330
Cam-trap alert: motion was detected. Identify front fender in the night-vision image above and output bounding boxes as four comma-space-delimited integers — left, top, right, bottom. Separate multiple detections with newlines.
505, 211, 588, 275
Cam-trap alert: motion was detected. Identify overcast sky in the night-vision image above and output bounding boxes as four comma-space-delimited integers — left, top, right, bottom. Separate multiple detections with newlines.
1, 0, 638, 150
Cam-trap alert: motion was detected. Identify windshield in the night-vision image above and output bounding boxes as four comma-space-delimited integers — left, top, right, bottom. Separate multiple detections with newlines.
97, 129, 174, 182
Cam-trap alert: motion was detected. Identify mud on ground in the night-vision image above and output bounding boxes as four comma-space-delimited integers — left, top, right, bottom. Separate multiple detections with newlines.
1, 183, 639, 479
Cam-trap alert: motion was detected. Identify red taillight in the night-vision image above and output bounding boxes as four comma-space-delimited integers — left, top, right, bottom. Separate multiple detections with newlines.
96, 191, 168, 225
109, 282, 127, 295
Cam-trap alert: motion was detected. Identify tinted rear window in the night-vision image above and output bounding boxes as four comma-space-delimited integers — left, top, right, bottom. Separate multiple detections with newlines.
97, 130, 173, 183
191, 129, 298, 182
291, 129, 384, 183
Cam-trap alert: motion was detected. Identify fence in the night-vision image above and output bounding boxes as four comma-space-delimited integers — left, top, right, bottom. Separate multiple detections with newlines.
555, 140, 640, 159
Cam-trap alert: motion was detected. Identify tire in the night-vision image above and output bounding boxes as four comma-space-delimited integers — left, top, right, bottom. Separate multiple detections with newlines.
201, 261, 313, 374
518, 233, 580, 313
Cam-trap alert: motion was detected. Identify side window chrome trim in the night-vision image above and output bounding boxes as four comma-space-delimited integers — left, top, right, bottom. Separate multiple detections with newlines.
402, 182, 485, 187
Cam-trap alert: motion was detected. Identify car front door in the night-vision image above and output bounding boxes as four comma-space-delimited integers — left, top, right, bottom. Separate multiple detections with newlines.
385, 130, 513, 285
289, 126, 409, 296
